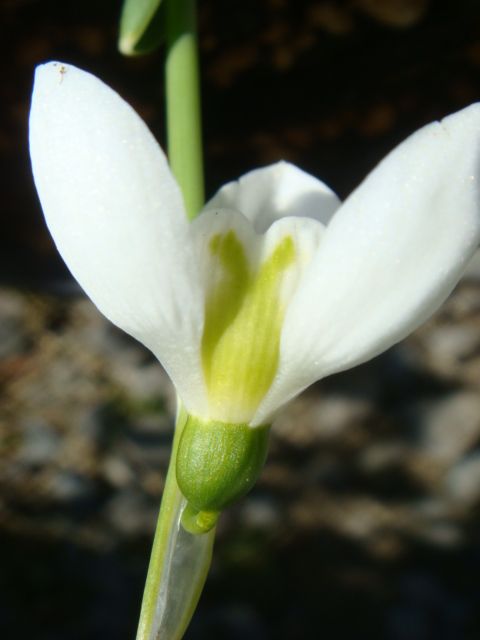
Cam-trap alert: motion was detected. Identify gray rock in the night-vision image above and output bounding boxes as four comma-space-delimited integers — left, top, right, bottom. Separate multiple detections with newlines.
274, 393, 371, 446
104, 489, 157, 537
359, 441, 409, 473
445, 451, 480, 505
422, 325, 480, 368
48, 469, 93, 501
18, 419, 60, 466
0, 289, 28, 359
416, 391, 480, 464
102, 455, 134, 489
241, 496, 281, 530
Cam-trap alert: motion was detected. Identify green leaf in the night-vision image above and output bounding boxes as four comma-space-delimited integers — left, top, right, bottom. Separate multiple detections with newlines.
118, 0, 165, 56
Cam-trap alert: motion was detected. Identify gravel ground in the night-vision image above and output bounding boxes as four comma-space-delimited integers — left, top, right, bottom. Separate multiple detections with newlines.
1, 274, 480, 639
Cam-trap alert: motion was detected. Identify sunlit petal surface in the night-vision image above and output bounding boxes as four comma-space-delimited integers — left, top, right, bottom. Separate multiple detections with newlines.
204, 161, 341, 233
256, 105, 480, 424
29, 62, 207, 416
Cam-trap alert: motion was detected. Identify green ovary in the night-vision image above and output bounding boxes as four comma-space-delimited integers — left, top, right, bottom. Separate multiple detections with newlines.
201, 230, 295, 422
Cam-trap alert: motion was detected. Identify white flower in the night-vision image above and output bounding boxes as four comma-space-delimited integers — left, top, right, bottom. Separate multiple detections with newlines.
30, 62, 480, 431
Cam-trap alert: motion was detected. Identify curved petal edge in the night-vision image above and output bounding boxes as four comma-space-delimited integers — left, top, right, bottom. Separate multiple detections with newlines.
254, 103, 480, 425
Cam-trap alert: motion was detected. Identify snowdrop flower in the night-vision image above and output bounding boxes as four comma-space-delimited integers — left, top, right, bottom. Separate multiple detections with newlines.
30, 62, 480, 531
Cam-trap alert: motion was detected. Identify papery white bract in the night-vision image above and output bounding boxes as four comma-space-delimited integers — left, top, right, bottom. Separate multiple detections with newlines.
30, 62, 480, 428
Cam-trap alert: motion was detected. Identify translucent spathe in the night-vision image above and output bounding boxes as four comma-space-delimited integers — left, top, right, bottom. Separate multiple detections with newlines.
29, 62, 480, 428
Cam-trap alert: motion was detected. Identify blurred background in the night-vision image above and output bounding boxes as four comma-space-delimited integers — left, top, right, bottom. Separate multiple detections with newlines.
2, 0, 480, 638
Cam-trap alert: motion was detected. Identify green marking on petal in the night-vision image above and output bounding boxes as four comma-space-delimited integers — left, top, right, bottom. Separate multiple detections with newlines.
201, 230, 295, 421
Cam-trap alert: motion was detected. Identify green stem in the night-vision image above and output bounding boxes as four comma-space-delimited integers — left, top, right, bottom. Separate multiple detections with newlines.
135, 405, 215, 640
165, 0, 204, 220
135, 3, 209, 638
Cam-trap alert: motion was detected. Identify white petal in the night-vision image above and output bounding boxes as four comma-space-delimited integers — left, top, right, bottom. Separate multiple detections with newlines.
191, 208, 323, 423
29, 62, 208, 416
254, 104, 480, 425
203, 161, 340, 233
192, 208, 324, 304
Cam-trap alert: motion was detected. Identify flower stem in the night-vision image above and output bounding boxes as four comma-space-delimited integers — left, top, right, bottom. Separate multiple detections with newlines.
135, 405, 215, 640
165, 0, 204, 220
135, 3, 210, 637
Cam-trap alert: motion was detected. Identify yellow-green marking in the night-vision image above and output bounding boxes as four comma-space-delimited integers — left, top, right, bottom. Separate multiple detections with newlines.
201, 230, 295, 422
177, 230, 296, 533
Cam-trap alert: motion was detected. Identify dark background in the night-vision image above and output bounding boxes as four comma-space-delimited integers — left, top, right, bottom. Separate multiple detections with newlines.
3, 0, 480, 286
2, 1, 480, 638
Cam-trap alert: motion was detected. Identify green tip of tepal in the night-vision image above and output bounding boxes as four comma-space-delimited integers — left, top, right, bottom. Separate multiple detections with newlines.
118, 0, 164, 57
181, 504, 219, 535
118, 35, 136, 56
